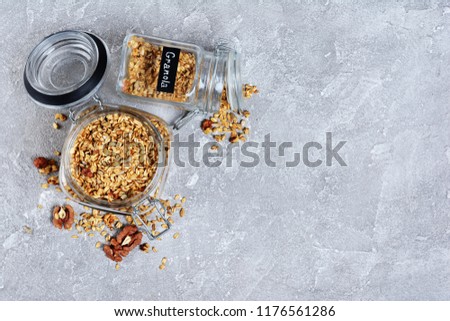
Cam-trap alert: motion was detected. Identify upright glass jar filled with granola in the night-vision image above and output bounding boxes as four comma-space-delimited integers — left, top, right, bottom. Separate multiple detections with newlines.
117, 34, 245, 115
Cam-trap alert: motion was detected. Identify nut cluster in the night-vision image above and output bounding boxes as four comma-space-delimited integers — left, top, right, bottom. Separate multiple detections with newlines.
34, 157, 58, 175
34, 156, 61, 192
70, 113, 159, 202
122, 36, 196, 102
103, 225, 143, 262
52, 112, 67, 130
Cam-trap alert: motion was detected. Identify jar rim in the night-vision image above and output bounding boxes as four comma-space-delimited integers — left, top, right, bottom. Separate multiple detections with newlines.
24, 30, 109, 109
225, 47, 243, 113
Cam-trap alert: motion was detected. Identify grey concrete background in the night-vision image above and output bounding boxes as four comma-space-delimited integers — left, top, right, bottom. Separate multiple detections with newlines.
0, 0, 449, 300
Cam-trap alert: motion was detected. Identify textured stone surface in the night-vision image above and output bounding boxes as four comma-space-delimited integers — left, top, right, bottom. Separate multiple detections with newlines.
0, 0, 450, 300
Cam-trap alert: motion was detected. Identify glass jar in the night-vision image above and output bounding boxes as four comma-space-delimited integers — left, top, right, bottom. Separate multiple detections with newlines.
117, 33, 244, 115
24, 30, 172, 240
60, 104, 172, 209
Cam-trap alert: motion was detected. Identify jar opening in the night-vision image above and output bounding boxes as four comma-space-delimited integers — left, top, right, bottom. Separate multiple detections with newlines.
225, 48, 243, 113
204, 42, 243, 113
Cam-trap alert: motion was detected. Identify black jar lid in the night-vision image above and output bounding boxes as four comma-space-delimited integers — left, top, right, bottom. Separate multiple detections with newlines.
24, 30, 109, 109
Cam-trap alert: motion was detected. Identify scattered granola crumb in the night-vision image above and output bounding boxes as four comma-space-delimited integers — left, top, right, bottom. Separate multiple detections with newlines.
55, 187, 62, 193
52, 122, 60, 130
53, 150, 61, 156
37, 204, 43, 209
95, 241, 102, 248
152, 246, 158, 253
140, 243, 150, 253
243, 84, 259, 98
159, 264, 165, 270
23, 226, 33, 234
115, 263, 120, 270
47, 175, 59, 185
55, 113, 67, 121
78, 211, 105, 234
213, 134, 225, 142
41, 183, 49, 189
71, 235, 79, 239
173, 232, 180, 239
102, 213, 118, 230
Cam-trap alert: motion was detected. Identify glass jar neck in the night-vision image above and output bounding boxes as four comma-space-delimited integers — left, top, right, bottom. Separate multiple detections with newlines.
198, 44, 243, 113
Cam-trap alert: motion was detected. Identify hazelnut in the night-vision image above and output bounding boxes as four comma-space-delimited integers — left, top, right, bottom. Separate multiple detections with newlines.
33, 157, 48, 169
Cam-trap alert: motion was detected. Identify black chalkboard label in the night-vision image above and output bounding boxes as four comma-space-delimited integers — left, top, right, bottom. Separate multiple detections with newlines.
156, 47, 181, 93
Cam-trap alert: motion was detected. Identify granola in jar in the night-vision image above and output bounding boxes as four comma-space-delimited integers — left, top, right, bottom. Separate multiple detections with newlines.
122, 36, 196, 102
69, 112, 159, 202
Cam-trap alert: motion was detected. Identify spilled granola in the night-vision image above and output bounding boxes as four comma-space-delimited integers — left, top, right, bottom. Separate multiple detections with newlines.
201, 84, 258, 146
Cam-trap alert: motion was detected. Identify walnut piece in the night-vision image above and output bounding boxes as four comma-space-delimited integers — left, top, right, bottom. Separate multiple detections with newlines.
52, 205, 75, 230
103, 225, 142, 262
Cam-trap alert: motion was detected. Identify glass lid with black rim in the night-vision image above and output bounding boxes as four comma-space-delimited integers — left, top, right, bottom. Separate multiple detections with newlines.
24, 30, 109, 110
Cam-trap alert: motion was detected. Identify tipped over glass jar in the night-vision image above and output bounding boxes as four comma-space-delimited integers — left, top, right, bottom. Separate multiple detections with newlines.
117, 33, 244, 114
